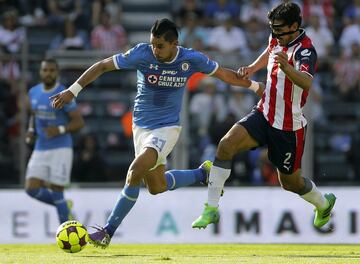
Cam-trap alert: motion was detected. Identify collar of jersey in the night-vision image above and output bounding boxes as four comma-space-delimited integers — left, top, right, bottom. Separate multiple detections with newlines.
285, 28, 305, 47
151, 46, 180, 64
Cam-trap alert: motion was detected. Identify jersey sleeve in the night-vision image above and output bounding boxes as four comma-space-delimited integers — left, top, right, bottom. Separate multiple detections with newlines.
294, 46, 317, 77
191, 50, 219, 75
112, 43, 145, 70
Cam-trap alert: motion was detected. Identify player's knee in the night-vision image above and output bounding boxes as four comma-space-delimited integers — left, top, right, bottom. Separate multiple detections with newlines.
147, 184, 167, 195
217, 137, 236, 159
126, 169, 143, 185
26, 188, 39, 198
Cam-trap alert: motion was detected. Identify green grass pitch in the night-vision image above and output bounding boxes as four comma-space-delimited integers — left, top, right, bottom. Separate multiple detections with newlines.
1, 244, 360, 264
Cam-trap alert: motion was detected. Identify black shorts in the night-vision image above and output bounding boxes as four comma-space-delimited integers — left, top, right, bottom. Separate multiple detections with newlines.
237, 108, 306, 174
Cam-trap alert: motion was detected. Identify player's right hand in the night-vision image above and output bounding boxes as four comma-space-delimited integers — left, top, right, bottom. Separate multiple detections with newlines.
25, 131, 35, 145
50, 90, 74, 109
237, 66, 254, 79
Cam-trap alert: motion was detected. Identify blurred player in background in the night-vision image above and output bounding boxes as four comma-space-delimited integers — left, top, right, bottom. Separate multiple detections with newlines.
25, 58, 85, 224
50, 18, 263, 248
192, 2, 336, 229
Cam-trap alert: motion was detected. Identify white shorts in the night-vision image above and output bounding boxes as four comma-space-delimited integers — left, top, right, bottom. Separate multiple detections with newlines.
133, 125, 181, 169
25, 148, 73, 186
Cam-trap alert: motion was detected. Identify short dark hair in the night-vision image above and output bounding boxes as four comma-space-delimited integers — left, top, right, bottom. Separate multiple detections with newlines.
41, 58, 59, 69
268, 2, 302, 28
151, 18, 178, 42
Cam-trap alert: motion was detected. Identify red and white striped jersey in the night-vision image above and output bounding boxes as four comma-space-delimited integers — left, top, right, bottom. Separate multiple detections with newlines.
257, 29, 317, 131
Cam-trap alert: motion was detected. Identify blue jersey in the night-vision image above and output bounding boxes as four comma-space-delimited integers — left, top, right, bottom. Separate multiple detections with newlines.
113, 43, 218, 129
29, 83, 77, 150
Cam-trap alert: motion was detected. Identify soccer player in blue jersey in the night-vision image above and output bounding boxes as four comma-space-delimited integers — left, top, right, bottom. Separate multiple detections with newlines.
25, 58, 85, 224
51, 18, 263, 248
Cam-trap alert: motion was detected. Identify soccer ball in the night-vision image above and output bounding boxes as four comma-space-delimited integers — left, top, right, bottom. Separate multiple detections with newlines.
56, 220, 88, 253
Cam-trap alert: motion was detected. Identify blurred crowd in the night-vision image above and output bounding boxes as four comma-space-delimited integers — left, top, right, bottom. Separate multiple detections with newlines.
0, 0, 359, 185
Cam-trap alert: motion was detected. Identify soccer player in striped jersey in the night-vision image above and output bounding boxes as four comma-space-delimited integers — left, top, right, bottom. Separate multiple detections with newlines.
192, 2, 336, 230
50, 18, 263, 248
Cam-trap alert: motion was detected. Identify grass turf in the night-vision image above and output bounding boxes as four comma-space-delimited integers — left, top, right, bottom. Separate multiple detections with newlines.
1, 244, 360, 264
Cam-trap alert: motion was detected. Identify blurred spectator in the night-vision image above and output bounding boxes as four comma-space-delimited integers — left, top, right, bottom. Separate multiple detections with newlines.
203, 0, 240, 27
244, 17, 269, 61
72, 134, 106, 182
47, 0, 89, 30
255, 149, 278, 186
239, 0, 269, 25
189, 77, 227, 161
334, 42, 360, 102
227, 87, 255, 121
173, 0, 204, 27
343, 0, 360, 22
0, 9, 25, 93
50, 19, 89, 50
17, 0, 48, 26
190, 77, 227, 140
302, 0, 334, 28
92, 0, 123, 27
303, 76, 325, 124
305, 13, 334, 60
178, 12, 208, 51
91, 9, 128, 52
208, 17, 250, 67
339, 16, 360, 56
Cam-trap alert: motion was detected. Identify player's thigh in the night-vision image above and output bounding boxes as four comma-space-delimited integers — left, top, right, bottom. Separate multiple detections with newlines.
217, 124, 259, 159
25, 150, 50, 187
133, 125, 181, 169
223, 108, 268, 155
128, 147, 158, 178
49, 148, 73, 187
223, 123, 259, 151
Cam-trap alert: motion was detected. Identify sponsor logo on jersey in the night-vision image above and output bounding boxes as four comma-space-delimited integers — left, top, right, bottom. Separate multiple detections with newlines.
147, 74, 158, 84
149, 64, 159, 70
162, 70, 177, 75
300, 64, 309, 72
146, 74, 187, 87
300, 49, 311, 56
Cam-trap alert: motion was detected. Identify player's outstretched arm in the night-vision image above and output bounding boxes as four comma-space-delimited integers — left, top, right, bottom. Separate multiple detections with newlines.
238, 47, 269, 78
51, 57, 117, 109
212, 66, 264, 96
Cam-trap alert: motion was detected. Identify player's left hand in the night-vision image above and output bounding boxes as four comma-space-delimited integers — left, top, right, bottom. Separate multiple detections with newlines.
275, 51, 289, 71
44, 126, 60, 138
50, 90, 74, 109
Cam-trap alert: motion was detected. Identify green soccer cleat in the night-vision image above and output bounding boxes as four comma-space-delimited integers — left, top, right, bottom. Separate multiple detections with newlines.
313, 193, 336, 228
192, 203, 220, 229
66, 199, 74, 221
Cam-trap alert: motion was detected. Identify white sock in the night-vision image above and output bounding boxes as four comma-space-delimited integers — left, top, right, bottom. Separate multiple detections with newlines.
300, 181, 328, 209
207, 165, 231, 207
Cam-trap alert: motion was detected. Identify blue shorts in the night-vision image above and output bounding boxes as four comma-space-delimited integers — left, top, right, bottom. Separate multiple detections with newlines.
238, 108, 306, 174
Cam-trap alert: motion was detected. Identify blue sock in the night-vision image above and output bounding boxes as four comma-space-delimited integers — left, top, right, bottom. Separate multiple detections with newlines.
165, 168, 206, 190
26, 188, 54, 205
52, 191, 70, 224
105, 184, 140, 237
